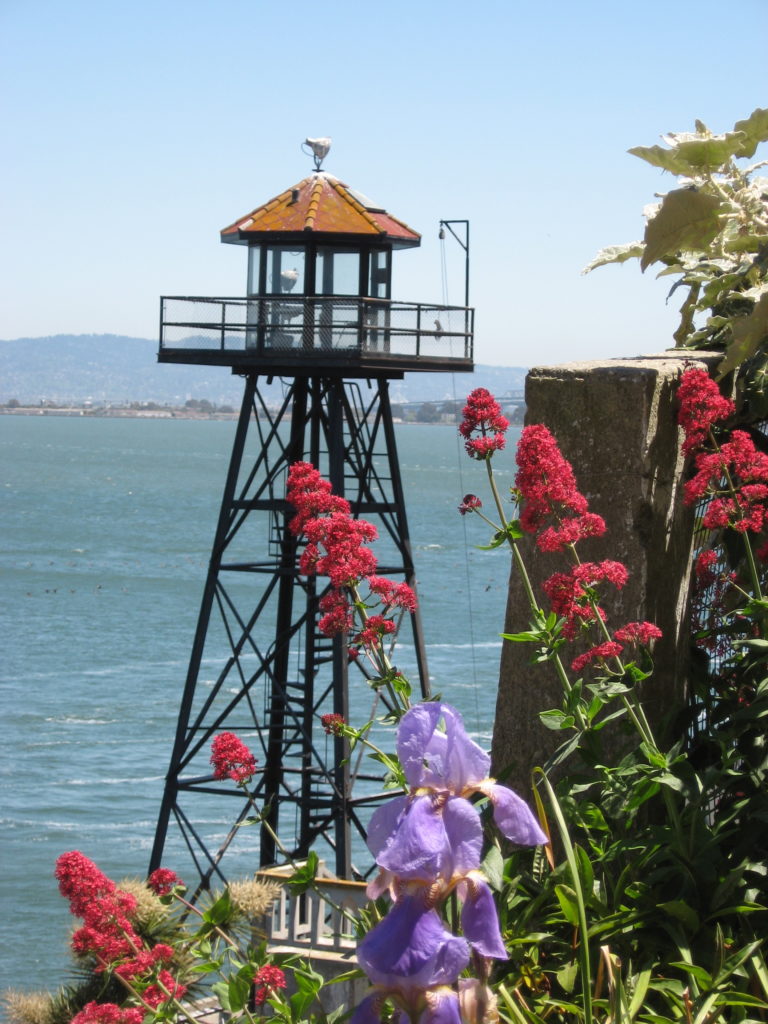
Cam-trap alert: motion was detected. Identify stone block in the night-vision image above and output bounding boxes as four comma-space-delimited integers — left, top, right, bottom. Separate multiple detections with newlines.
491, 352, 720, 794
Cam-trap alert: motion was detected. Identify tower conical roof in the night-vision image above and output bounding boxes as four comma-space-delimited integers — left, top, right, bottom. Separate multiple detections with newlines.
221, 172, 420, 248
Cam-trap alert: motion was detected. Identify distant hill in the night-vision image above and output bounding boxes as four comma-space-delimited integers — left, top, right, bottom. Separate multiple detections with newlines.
0, 334, 527, 407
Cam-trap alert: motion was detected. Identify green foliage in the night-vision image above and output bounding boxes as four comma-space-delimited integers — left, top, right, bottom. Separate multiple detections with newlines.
584, 109, 768, 385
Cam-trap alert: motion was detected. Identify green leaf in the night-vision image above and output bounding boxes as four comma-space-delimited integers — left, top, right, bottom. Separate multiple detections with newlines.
716, 290, 768, 378
555, 883, 580, 926
501, 629, 548, 643
630, 131, 749, 174
506, 519, 525, 541
574, 843, 594, 896
539, 708, 575, 731
641, 188, 724, 270
733, 106, 768, 158
226, 972, 252, 1013
582, 241, 645, 274
628, 968, 653, 1019
476, 530, 508, 551
481, 844, 505, 891
202, 889, 233, 926
556, 960, 579, 994
661, 900, 700, 933
211, 981, 231, 1012
286, 850, 319, 895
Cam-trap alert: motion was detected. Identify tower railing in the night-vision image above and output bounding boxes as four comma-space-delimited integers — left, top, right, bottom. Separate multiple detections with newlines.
159, 295, 473, 366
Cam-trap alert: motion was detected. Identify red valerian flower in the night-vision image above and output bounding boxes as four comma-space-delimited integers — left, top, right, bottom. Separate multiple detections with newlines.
285, 461, 350, 534
366, 575, 418, 613
147, 868, 183, 896
676, 368, 735, 457
516, 425, 607, 551
542, 561, 628, 640
613, 621, 663, 646
321, 712, 345, 735
459, 388, 509, 460
56, 851, 143, 971
70, 1004, 143, 1024
55, 851, 118, 918
685, 432, 768, 505
210, 732, 257, 783
353, 614, 397, 650
302, 512, 378, 588
253, 964, 287, 1006
317, 589, 353, 637
286, 462, 415, 652
695, 548, 719, 580
142, 969, 187, 1009
115, 943, 175, 980
458, 493, 483, 516
571, 641, 623, 674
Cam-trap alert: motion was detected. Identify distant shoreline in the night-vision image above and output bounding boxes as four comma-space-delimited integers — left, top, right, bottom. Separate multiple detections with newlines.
1, 405, 239, 420
0, 406, 479, 425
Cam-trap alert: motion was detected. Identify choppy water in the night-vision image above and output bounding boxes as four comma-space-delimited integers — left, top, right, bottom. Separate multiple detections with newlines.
0, 414, 519, 997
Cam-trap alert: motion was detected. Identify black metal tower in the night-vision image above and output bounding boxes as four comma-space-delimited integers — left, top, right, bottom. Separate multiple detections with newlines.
149, 144, 474, 887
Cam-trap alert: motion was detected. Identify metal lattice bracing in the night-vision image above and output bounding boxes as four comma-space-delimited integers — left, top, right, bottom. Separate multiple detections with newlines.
149, 373, 429, 888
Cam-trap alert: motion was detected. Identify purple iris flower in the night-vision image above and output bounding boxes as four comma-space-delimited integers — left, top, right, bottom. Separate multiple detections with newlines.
364, 702, 546, 964
397, 702, 548, 848
352, 895, 468, 1024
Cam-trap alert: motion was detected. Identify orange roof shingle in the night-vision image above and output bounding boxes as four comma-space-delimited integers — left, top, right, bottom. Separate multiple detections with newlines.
221, 173, 420, 247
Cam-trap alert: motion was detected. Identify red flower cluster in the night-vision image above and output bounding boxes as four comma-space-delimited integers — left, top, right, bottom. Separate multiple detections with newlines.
210, 731, 257, 783
543, 561, 628, 640
115, 944, 175, 981
285, 460, 351, 535
142, 969, 188, 1009
71, 1004, 143, 1024
56, 851, 138, 967
613, 621, 663, 646
286, 462, 417, 653
317, 588, 354, 637
367, 575, 418, 613
684, 429, 768, 533
571, 641, 624, 674
676, 367, 735, 456
459, 388, 510, 460
253, 963, 287, 1005
508, 418, 663, 671
569, 622, 662, 675
515, 424, 606, 551
321, 712, 345, 735
147, 867, 183, 896
55, 850, 126, 919
55, 851, 186, 1005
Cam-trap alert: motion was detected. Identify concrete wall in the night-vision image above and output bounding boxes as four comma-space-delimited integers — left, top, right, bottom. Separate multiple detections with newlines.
491, 352, 718, 794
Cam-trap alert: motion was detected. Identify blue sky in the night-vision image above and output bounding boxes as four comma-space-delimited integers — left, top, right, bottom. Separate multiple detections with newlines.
2, 0, 766, 367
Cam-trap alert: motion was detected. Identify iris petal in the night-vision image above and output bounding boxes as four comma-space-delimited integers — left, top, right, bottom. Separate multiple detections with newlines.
458, 876, 508, 959
376, 796, 449, 881
357, 896, 469, 993
442, 797, 483, 877
398, 703, 490, 791
481, 782, 548, 846
419, 987, 463, 1024
367, 795, 409, 859
351, 993, 384, 1024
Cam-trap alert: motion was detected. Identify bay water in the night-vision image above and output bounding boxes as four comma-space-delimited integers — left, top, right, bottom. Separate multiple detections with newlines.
0, 414, 520, 997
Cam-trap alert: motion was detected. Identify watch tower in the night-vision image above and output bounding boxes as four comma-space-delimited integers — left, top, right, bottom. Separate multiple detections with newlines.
149, 141, 474, 887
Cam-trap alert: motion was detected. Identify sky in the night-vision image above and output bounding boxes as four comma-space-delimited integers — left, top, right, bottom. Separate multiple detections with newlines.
2, 0, 766, 368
